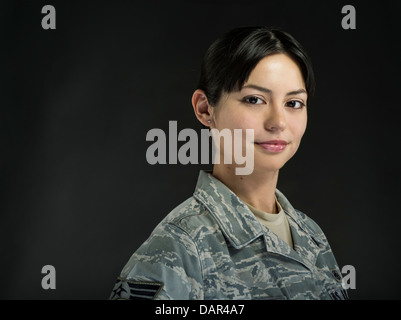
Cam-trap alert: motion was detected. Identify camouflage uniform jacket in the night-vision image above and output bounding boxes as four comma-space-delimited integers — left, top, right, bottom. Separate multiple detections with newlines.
110, 170, 348, 300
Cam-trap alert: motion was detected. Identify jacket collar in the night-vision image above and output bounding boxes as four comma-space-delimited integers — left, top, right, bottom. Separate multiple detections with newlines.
193, 170, 264, 249
193, 171, 327, 267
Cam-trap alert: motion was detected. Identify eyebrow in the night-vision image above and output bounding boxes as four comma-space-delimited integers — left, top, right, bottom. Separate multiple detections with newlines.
242, 84, 307, 96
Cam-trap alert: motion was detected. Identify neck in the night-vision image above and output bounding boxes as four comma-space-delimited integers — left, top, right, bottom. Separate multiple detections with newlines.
212, 164, 279, 214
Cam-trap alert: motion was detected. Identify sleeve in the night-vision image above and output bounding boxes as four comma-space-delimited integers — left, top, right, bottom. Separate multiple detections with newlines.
109, 222, 204, 300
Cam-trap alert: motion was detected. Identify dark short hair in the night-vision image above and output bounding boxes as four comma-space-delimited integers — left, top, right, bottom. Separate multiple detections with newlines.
197, 26, 315, 106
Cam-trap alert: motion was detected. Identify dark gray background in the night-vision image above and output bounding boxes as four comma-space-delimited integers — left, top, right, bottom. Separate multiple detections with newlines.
1, 0, 400, 299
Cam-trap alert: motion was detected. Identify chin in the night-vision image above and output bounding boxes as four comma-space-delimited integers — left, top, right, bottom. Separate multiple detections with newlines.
253, 162, 287, 173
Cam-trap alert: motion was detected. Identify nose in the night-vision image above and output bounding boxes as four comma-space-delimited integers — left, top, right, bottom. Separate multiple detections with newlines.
264, 103, 287, 132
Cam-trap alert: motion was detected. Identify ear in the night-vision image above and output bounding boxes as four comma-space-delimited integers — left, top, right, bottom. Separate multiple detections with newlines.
191, 89, 214, 127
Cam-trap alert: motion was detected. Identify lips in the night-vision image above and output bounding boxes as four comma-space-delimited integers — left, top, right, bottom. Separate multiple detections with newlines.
255, 140, 288, 153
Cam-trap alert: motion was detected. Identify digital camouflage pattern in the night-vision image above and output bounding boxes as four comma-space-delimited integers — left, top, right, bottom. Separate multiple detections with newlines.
110, 170, 348, 300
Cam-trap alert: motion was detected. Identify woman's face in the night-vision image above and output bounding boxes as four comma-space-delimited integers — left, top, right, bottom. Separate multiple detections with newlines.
210, 53, 308, 173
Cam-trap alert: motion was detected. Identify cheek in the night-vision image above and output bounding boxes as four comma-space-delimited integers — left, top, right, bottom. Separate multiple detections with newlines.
215, 108, 256, 130
290, 112, 307, 135
289, 117, 307, 149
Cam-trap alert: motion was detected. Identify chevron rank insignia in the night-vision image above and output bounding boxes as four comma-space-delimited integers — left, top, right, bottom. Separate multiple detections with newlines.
109, 278, 164, 300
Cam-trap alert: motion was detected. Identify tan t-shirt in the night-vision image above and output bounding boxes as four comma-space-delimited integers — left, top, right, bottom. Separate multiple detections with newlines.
244, 197, 294, 249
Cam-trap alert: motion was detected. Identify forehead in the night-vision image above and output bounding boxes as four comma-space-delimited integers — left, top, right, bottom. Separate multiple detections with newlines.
245, 54, 305, 90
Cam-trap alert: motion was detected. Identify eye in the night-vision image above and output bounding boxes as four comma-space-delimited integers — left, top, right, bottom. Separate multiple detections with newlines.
286, 100, 305, 109
243, 96, 264, 105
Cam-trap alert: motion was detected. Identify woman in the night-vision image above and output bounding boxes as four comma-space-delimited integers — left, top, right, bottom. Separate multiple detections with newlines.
110, 26, 348, 300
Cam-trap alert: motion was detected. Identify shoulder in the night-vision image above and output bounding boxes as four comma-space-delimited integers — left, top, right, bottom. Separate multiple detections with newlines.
158, 196, 219, 240
126, 195, 218, 262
